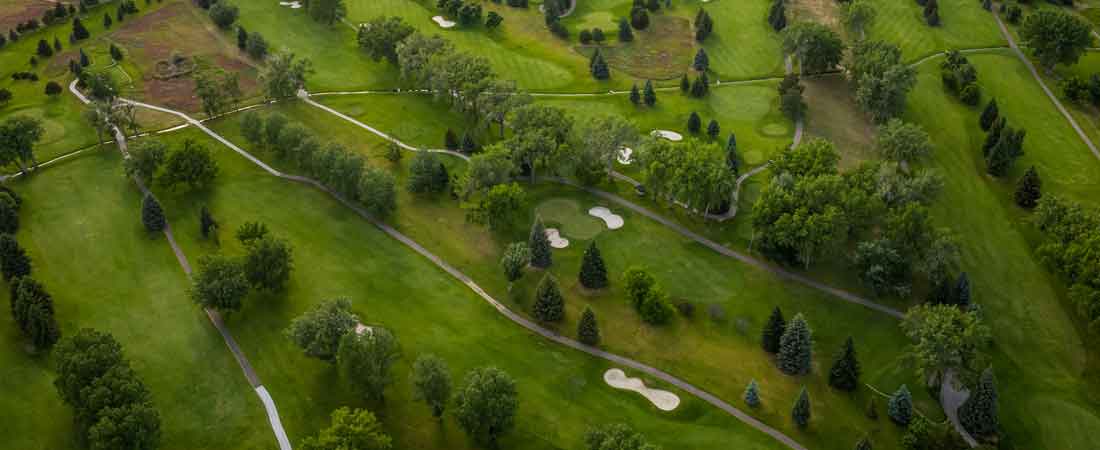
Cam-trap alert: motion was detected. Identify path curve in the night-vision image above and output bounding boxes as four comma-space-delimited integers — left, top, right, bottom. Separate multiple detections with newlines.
110, 92, 812, 450
68, 81, 294, 450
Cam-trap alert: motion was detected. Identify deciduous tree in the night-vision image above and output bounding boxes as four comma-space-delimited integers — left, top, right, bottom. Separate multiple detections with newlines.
286, 298, 358, 362
190, 255, 248, 312
454, 367, 518, 447
338, 327, 400, 402
299, 407, 391, 450
412, 354, 452, 418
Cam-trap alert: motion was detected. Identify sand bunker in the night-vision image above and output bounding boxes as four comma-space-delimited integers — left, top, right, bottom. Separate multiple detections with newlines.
279, 1, 302, 8
432, 16, 456, 28
617, 146, 633, 164
651, 130, 683, 141
355, 323, 374, 336
604, 369, 680, 411
589, 207, 624, 230
545, 228, 570, 249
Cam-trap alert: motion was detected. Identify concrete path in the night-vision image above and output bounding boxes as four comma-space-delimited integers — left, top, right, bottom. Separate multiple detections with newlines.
68, 81, 294, 450
941, 370, 979, 447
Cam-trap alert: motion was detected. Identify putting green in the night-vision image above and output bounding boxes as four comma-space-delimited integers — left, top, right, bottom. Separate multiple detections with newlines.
535, 198, 605, 240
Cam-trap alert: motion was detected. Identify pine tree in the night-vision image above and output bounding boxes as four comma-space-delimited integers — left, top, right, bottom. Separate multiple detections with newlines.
1014, 166, 1042, 209
687, 111, 702, 133
200, 205, 217, 239
887, 384, 913, 425
778, 313, 812, 375
954, 272, 971, 307
529, 217, 553, 268
761, 306, 786, 353
103, 12, 112, 28
618, 17, 633, 42
792, 387, 811, 428
72, 17, 89, 40
237, 25, 248, 50
79, 48, 89, 67
854, 436, 872, 450
959, 367, 998, 436
706, 119, 720, 139
462, 132, 477, 153
744, 379, 761, 408
643, 80, 656, 106
589, 48, 601, 70
982, 116, 1005, 156
577, 306, 600, 345
579, 241, 608, 289
629, 83, 641, 105
25, 296, 59, 349
533, 274, 565, 323
592, 52, 610, 80
36, 39, 53, 57
828, 336, 861, 391
141, 193, 165, 232
768, 0, 787, 31
691, 74, 707, 97
693, 48, 709, 72
0, 235, 31, 281
680, 74, 690, 92
444, 129, 459, 149
980, 98, 998, 131
726, 133, 740, 174
53, 37, 61, 52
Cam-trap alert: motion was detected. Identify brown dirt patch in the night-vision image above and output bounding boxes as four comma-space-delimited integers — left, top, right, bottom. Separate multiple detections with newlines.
0, 0, 54, 31
790, 0, 844, 33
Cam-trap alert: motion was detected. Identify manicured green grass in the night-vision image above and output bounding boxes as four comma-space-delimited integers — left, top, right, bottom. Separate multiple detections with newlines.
865, 0, 1005, 62
149, 128, 791, 450
903, 50, 1100, 450
535, 197, 606, 239
314, 93, 484, 149
1, 149, 271, 450
205, 100, 941, 450
690, 0, 786, 79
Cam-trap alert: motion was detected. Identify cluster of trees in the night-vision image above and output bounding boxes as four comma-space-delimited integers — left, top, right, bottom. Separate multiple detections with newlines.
193, 67, 242, 118
544, 0, 570, 37
841, 0, 876, 38
578, 27, 607, 44
941, 50, 980, 106
781, 22, 844, 75
623, 266, 675, 324
1034, 196, 1100, 333
628, 0, 653, 31
260, 52, 311, 99
902, 304, 990, 387
299, 407, 391, 450
42, 2, 77, 26
124, 138, 220, 191
628, 80, 657, 106
235, 24, 269, 60
694, 8, 714, 41
103, 0, 139, 29
639, 137, 733, 213
760, 308, 814, 374
679, 71, 709, 97
999, 1, 1022, 24
54, 329, 161, 450
978, 99, 1025, 177
208, 1, 239, 29
915, 0, 939, 26
240, 112, 397, 217
1019, 9, 1092, 71
4, 189, 59, 351
849, 40, 916, 123
778, 74, 805, 121
585, 423, 658, 450
437, 0, 484, 27
304, 0, 347, 26
191, 221, 294, 312
1060, 72, 1100, 107
767, 0, 787, 32
0, 115, 45, 174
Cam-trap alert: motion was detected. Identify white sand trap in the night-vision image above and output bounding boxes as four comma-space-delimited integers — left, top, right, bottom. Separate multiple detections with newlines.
604, 369, 680, 411
651, 130, 683, 141
617, 146, 634, 164
432, 16, 456, 28
355, 323, 374, 336
589, 207, 624, 230
279, 1, 302, 9
545, 228, 570, 249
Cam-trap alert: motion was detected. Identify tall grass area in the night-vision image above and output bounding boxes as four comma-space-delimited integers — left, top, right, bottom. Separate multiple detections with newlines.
904, 50, 1100, 450
1, 149, 271, 450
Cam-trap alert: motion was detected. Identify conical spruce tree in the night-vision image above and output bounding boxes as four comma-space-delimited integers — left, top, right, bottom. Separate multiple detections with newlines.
693, 48, 709, 72
981, 116, 1005, 156
589, 48, 600, 70
629, 83, 640, 105
792, 387, 811, 428
592, 52, 610, 80
529, 217, 553, 269
854, 436, 872, 450
1014, 166, 1042, 209
680, 74, 690, 92
744, 379, 761, 408
979, 98, 998, 131
761, 306, 786, 353
577, 306, 600, 345
954, 272, 971, 307
533, 274, 565, 323
707, 119, 720, 139
26, 299, 60, 349
726, 133, 740, 173
579, 241, 609, 289
959, 367, 999, 437
777, 313, 812, 375
0, 235, 31, 281
142, 193, 165, 232
643, 80, 657, 106
687, 111, 702, 133
828, 336, 861, 391
887, 384, 913, 425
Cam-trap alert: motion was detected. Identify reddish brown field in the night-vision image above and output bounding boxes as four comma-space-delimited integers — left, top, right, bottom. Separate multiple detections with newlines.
0, 0, 55, 32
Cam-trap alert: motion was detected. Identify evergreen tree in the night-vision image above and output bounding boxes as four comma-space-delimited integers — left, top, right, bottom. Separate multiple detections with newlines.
768, 0, 787, 31
200, 205, 217, 239
500, 242, 529, 285
680, 74, 690, 92
533, 274, 565, 323
591, 52, 610, 80
828, 336, 861, 391
980, 98, 998, 131
109, 43, 122, 61
529, 217, 553, 268
687, 111, 702, 133
761, 306, 785, 353
103, 12, 112, 28
887, 384, 913, 425
462, 132, 477, 153
706, 119, 720, 139
237, 25, 248, 50
691, 73, 709, 97
36, 39, 53, 57
53, 37, 61, 52
618, 17, 633, 42
744, 379, 761, 408
643, 80, 656, 106
141, 194, 165, 232
854, 436, 872, 450
777, 313, 812, 375
79, 48, 89, 67
792, 387, 811, 428
577, 306, 600, 345
726, 133, 740, 174
630, 7, 650, 30
72, 17, 90, 40
959, 367, 999, 436
981, 116, 1006, 156
1014, 166, 1042, 209
0, 235, 31, 281
445, 129, 459, 149
693, 48, 710, 72
629, 83, 641, 105
579, 241, 609, 289
954, 272, 971, 307
25, 293, 59, 349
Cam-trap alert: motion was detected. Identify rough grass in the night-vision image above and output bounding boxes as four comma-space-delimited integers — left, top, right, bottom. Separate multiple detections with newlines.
1, 149, 271, 450
578, 14, 696, 81
801, 75, 877, 169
